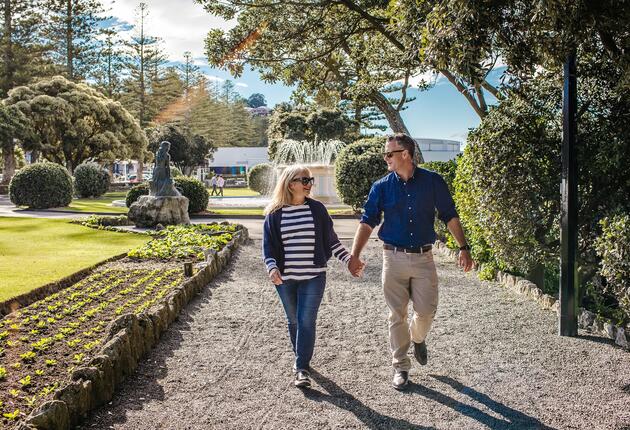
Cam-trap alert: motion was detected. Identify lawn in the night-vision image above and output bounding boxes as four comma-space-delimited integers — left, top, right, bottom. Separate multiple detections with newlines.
0, 217, 150, 301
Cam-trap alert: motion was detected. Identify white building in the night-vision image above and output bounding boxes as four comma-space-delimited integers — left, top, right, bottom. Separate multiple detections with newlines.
414, 138, 462, 162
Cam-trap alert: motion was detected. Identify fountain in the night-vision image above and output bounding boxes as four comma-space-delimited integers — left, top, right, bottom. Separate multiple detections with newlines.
274, 138, 345, 203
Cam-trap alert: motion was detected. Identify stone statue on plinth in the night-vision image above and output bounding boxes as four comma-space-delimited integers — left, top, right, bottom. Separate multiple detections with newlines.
128, 141, 191, 228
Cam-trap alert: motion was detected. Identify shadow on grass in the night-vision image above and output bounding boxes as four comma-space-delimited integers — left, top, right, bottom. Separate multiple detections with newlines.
306, 369, 436, 430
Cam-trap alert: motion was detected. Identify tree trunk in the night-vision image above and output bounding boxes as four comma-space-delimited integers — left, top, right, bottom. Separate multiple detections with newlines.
1, 140, 15, 185
66, 0, 73, 80
368, 90, 425, 163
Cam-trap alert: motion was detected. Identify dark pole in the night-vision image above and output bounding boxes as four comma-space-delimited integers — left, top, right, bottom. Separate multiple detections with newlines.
559, 51, 578, 336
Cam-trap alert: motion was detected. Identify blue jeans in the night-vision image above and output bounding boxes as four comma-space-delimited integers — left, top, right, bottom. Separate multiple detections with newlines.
275, 274, 326, 372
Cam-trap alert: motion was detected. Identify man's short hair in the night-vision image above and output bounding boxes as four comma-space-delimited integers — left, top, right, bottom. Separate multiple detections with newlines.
387, 133, 416, 157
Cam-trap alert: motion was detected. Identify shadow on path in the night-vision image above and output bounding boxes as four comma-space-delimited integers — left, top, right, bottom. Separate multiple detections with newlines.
400, 374, 556, 430
306, 369, 436, 430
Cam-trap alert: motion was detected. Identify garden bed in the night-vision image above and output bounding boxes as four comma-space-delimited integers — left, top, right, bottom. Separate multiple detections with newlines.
0, 222, 247, 428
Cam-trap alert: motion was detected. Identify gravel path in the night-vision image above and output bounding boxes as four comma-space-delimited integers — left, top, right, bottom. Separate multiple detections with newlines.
79, 239, 630, 430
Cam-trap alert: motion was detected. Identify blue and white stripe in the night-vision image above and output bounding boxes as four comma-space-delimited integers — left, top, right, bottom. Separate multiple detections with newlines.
264, 203, 351, 281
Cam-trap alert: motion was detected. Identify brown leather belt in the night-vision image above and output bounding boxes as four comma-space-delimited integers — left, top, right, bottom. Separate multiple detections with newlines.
383, 244, 433, 254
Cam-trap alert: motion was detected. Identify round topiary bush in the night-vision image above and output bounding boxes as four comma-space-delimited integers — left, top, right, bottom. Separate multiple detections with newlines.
174, 176, 209, 213
334, 137, 388, 211
9, 162, 73, 209
247, 163, 274, 195
125, 182, 149, 207
74, 162, 110, 198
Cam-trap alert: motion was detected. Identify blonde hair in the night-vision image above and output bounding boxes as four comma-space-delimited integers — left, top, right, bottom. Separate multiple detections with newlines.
264, 165, 312, 215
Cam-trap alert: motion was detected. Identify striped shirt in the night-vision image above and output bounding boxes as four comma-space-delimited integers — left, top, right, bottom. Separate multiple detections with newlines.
264, 203, 351, 280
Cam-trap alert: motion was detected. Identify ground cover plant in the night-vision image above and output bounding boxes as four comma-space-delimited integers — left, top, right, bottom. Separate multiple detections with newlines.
0, 222, 239, 426
0, 218, 150, 301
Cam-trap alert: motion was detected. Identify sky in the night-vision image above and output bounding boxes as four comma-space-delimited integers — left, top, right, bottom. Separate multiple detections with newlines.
103, 0, 490, 143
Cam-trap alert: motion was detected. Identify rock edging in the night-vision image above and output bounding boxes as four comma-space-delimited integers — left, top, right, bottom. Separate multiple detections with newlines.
433, 241, 629, 351
17, 225, 249, 430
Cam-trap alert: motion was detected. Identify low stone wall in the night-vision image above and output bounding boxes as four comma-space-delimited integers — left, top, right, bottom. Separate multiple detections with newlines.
16, 226, 249, 430
433, 241, 629, 351
0, 253, 128, 317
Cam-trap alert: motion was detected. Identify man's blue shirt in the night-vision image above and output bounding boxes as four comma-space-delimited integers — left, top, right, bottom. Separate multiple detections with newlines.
360, 167, 458, 248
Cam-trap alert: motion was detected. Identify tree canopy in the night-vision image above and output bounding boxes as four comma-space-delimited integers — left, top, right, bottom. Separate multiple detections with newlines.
4, 75, 148, 172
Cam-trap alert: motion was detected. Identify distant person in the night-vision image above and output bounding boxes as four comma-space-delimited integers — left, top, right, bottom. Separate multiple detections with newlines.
348, 133, 472, 390
262, 165, 363, 388
210, 174, 218, 196
217, 174, 225, 196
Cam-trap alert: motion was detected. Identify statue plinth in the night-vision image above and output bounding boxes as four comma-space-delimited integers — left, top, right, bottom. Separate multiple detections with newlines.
128, 195, 190, 228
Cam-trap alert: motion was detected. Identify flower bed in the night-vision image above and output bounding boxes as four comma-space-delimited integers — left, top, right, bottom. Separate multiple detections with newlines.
0, 222, 246, 428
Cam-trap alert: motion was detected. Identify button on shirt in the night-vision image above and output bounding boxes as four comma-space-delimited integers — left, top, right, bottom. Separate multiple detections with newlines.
360, 167, 458, 249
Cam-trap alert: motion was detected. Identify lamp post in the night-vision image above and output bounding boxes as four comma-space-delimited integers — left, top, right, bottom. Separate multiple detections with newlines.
559, 51, 578, 336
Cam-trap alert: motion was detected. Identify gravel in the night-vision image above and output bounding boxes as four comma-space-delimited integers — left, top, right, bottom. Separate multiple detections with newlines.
78, 239, 630, 430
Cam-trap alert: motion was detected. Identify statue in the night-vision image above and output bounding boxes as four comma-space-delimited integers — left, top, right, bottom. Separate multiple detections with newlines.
128, 140, 190, 227
150, 141, 181, 197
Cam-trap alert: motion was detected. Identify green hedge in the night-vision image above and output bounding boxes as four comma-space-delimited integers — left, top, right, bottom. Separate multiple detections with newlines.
9, 162, 73, 209
174, 176, 209, 213
595, 214, 630, 321
334, 137, 388, 211
125, 182, 149, 207
74, 162, 110, 198
247, 163, 274, 195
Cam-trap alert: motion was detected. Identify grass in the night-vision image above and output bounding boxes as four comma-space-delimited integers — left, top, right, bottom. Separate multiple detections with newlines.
210, 187, 260, 197
0, 217, 150, 302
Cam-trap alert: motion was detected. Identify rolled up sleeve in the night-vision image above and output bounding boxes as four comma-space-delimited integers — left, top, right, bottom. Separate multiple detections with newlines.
360, 182, 382, 228
434, 174, 458, 225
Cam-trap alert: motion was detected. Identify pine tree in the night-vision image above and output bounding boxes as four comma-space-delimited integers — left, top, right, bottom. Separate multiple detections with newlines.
178, 51, 201, 97
43, 0, 106, 81
93, 28, 127, 99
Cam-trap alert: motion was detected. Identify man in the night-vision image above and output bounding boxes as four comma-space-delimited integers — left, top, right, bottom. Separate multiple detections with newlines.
217, 174, 225, 197
349, 133, 472, 390
210, 174, 218, 196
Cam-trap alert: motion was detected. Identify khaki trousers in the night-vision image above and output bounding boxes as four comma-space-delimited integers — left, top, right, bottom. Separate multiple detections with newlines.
382, 248, 439, 371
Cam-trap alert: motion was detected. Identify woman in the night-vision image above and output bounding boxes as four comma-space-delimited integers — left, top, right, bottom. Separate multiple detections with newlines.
262, 165, 361, 388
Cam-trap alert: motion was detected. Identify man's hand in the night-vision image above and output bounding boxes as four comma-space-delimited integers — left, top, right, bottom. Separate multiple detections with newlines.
347, 255, 365, 277
269, 268, 283, 285
458, 250, 473, 272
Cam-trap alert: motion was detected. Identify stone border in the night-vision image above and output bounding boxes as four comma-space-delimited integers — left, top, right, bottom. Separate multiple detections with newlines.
433, 241, 629, 351
16, 225, 249, 430
0, 253, 128, 318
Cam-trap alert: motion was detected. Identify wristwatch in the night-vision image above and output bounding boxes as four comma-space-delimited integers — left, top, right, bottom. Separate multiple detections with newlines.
459, 244, 471, 251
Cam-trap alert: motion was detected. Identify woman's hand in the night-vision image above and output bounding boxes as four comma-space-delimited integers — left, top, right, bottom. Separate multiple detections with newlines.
269, 268, 283, 285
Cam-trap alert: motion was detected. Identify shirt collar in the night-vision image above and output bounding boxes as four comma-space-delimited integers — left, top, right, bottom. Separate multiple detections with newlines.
393, 167, 418, 183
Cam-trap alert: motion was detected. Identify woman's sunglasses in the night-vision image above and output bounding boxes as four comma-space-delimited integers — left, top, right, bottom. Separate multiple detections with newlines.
382, 149, 405, 159
292, 176, 315, 186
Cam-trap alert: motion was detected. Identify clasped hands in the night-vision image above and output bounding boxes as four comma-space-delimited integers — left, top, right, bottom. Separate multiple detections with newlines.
347, 255, 365, 278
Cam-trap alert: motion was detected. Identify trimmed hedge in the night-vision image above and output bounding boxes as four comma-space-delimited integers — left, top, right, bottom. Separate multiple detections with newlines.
125, 177, 208, 213
174, 176, 209, 213
595, 214, 630, 321
421, 160, 458, 246
74, 162, 110, 198
9, 162, 73, 209
247, 163, 274, 195
334, 137, 388, 211
125, 182, 149, 207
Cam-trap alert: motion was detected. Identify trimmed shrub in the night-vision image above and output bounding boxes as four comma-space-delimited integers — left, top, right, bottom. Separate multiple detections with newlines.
174, 176, 209, 213
170, 166, 183, 177
247, 163, 274, 195
334, 137, 388, 211
9, 162, 73, 209
125, 182, 149, 207
74, 162, 110, 198
595, 214, 630, 321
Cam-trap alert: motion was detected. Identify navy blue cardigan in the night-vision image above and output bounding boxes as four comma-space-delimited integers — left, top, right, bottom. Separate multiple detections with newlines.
262, 198, 340, 273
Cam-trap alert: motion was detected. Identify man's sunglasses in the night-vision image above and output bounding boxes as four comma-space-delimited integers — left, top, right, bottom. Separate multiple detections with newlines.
382, 150, 405, 159
292, 176, 315, 186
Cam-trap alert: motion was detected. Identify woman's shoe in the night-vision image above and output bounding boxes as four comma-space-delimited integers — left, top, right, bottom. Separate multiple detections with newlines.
294, 370, 311, 388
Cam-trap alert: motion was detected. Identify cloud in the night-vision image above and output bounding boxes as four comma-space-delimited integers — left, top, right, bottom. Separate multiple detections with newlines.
202, 73, 225, 82
102, 0, 236, 61
235, 82, 248, 88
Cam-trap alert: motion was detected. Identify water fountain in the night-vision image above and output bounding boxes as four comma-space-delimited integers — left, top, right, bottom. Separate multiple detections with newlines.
274, 138, 345, 204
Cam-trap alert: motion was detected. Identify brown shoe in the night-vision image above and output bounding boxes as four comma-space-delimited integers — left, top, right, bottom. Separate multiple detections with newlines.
392, 370, 409, 390
413, 341, 428, 365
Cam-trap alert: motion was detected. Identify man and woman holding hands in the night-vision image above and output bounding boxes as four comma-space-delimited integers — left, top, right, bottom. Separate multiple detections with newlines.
262, 133, 473, 390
